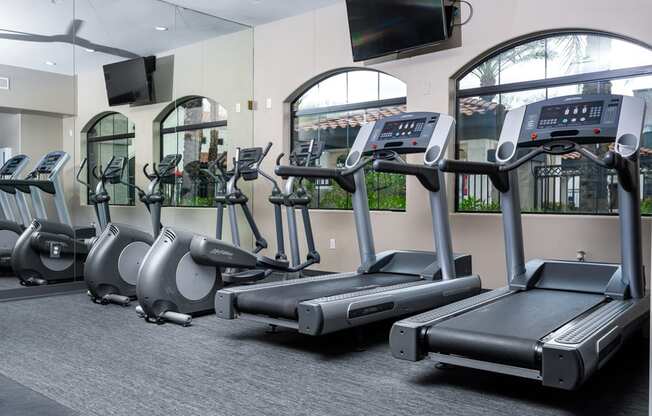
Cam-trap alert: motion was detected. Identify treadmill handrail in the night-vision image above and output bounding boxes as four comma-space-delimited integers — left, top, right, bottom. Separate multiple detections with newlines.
373, 159, 440, 192
438, 159, 509, 193
274, 165, 356, 193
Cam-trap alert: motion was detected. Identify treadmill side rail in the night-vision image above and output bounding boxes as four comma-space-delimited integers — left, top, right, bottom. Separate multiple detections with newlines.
390, 287, 513, 361
214, 271, 359, 320
541, 296, 649, 390
298, 275, 481, 336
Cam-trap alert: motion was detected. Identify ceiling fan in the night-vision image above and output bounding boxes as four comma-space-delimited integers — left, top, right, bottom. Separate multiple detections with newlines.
0, 19, 140, 59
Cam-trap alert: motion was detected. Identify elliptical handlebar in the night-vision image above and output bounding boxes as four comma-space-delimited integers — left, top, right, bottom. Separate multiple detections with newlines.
76, 158, 91, 187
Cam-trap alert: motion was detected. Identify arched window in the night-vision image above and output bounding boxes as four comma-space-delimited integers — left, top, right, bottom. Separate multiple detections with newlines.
291, 69, 407, 211
453, 31, 652, 215
84, 112, 135, 206
159, 96, 228, 207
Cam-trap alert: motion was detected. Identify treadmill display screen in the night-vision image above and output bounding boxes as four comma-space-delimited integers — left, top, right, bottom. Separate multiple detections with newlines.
37, 154, 63, 173
537, 101, 604, 129
0, 157, 26, 175
378, 118, 427, 140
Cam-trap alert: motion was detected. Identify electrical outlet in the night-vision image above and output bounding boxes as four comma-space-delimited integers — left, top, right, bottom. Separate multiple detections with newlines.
266, 97, 272, 109
329, 238, 336, 250
235, 102, 241, 113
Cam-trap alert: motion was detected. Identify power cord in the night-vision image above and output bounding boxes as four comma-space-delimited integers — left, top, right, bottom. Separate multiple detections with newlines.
454, 0, 474, 26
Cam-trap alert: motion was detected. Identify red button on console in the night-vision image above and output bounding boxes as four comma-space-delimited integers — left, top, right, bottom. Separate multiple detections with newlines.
593, 128, 601, 134
531, 133, 538, 140
411, 140, 417, 145
371, 144, 377, 150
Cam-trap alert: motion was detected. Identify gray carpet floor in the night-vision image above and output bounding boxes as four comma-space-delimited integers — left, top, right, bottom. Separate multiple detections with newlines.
0, 292, 647, 416
0, 373, 77, 415
0, 276, 21, 290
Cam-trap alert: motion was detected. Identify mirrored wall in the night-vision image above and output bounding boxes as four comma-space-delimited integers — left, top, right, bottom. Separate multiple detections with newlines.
0, 0, 254, 296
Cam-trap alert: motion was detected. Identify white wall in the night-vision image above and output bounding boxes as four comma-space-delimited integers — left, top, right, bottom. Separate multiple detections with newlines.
0, 64, 75, 115
0, 113, 20, 151
71, 29, 254, 240
250, 0, 652, 287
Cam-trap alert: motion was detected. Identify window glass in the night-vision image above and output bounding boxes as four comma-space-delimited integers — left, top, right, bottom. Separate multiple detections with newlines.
455, 33, 652, 215
159, 97, 228, 208
291, 70, 407, 211
347, 71, 379, 104
379, 73, 408, 100
459, 34, 652, 90
85, 113, 136, 206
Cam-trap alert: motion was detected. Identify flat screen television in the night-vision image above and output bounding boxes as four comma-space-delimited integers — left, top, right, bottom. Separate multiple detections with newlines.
103, 56, 156, 106
346, 0, 455, 62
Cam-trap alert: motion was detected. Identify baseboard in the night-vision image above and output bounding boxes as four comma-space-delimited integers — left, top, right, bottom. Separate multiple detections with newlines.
0, 281, 87, 302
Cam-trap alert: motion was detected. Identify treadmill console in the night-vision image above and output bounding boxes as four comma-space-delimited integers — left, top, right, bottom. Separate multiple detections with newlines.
346, 112, 455, 168
0, 154, 30, 178
496, 94, 646, 162
35, 151, 69, 175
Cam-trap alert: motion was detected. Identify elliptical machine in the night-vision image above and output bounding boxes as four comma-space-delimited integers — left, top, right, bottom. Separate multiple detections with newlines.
83, 154, 181, 306
271, 140, 323, 273
11, 151, 104, 286
135, 142, 322, 325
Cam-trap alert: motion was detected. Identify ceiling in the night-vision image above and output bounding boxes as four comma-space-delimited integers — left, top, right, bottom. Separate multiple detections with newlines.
0, 0, 340, 75
165, 0, 341, 26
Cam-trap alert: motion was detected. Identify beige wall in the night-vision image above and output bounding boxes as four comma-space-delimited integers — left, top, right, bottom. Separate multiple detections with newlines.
66, 0, 652, 289
70, 29, 254, 240
250, 0, 652, 287
0, 64, 75, 115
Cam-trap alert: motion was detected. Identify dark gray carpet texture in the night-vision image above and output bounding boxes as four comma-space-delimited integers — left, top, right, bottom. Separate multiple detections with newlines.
0, 292, 648, 416
0, 276, 21, 290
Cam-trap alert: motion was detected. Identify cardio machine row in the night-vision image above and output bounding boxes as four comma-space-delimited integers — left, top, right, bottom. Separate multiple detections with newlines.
212, 93, 649, 391
0, 140, 326, 326
0, 92, 645, 393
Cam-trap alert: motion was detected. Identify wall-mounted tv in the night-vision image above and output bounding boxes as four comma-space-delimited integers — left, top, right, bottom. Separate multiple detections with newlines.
103, 56, 156, 106
346, 0, 456, 62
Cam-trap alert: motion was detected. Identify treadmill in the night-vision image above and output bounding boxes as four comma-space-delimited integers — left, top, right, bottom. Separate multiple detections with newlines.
390, 94, 650, 390
215, 111, 481, 335
0, 154, 32, 267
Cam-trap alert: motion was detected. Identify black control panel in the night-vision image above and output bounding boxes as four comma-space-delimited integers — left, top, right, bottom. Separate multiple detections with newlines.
36, 151, 66, 174
518, 95, 623, 147
364, 113, 439, 155
537, 101, 604, 129
0, 155, 28, 176
378, 118, 427, 140
292, 141, 324, 166
103, 157, 127, 182
159, 154, 182, 176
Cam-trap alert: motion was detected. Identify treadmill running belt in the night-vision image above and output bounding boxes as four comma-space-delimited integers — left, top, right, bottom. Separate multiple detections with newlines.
235, 273, 422, 319
426, 289, 604, 369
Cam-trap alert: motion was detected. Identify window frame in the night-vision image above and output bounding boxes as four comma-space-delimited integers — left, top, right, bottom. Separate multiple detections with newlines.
157, 95, 228, 209
289, 68, 408, 212
450, 29, 652, 216
85, 112, 136, 207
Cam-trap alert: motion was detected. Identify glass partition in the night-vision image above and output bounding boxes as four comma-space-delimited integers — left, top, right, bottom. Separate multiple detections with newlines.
0, 0, 254, 294
0, 0, 76, 293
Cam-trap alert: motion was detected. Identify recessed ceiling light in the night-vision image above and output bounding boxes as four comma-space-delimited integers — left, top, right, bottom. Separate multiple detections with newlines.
45, 61, 56, 66
155, 26, 168, 31
84, 48, 95, 53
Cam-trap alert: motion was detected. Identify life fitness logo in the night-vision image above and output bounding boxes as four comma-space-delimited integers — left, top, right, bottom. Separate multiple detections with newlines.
210, 248, 234, 258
